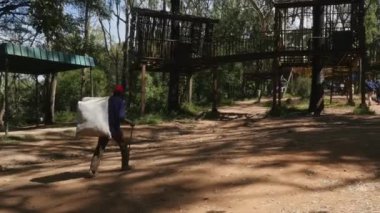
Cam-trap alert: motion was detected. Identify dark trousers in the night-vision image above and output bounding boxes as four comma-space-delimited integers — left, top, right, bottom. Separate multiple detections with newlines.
90, 130, 129, 173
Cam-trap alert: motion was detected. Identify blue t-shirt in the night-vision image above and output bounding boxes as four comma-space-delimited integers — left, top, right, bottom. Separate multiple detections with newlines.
108, 95, 125, 134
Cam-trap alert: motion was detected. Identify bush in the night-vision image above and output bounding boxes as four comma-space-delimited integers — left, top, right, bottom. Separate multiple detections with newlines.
353, 106, 375, 115
55, 111, 76, 123
289, 77, 311, 99
181, 102, 203, 116
136, 114, 163, 125
268, 106, 309, 117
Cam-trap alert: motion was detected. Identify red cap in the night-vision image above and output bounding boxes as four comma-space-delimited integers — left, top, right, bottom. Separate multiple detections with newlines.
114, 85, 125, 94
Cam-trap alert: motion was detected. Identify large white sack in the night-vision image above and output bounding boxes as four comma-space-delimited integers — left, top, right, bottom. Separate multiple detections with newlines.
76, 97, 111, 138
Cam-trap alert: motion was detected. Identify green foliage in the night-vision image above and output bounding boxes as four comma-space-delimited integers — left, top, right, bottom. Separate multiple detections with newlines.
267, 97, 309, 117
136, 113, 163, 125
353, 105, 375, 115
268, 105, 309, 117
55, 111, 76, 123
289, 77, 311, 99
30, 0, 78, 47
181, 102, 204, 116
56, 69, 108, 112
365, 0, 380, 45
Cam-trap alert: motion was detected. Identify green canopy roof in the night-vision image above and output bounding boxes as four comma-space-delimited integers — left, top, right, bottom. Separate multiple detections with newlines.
0, 43, 95, 74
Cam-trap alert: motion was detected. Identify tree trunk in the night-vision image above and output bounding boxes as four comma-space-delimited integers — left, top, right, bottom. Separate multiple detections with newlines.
308, 3, 325, 115
167, 0, 181, 112
44, 73, 57, 125
141, 64, 146, 115
212, 67, 219, 113
81, 0, 90, 99
188, 74, 193, 103
0, 96, 4, 127
168, 65, 180, 112
358, 0, 368, 107
122, 4, 130, 89
271, 8, 281, 111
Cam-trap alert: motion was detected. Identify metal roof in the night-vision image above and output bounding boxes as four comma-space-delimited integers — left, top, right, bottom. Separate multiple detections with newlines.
0, 43, 95, 74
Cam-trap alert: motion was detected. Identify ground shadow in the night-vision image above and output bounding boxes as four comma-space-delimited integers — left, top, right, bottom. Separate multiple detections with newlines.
31, 171, 88, 184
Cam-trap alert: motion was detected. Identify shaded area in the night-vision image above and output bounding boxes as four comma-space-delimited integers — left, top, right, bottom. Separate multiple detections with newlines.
0, 103, 379, 212
31, 171, 88, 184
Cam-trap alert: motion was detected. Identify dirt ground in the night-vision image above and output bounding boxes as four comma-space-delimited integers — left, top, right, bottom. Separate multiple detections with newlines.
0, 99, 380, 213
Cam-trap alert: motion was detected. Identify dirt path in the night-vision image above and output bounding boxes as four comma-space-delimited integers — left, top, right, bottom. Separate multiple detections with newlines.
0, 101, 379, 213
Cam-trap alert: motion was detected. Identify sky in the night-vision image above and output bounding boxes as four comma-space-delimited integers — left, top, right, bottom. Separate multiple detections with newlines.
66, 3, 126, 43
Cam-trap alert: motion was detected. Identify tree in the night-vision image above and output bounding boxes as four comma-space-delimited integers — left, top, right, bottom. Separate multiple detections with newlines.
167, 0, 181, 112
30, 0, 77, 124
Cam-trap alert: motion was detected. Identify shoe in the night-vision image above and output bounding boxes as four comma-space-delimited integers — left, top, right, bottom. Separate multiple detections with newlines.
88, 169, 97, 178
121, 165, 131, 171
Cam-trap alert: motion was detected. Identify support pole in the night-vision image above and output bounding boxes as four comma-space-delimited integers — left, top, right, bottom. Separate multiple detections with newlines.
141, 64, 146, 115
35, 75, 39, 126
330, 80, 333, 104
348, 65, 354, 105
212, 67, 219, 113
278, 69, 282, 107
90, 68, 94, 97
4, 58, 9, 137
188, 74, 193, 103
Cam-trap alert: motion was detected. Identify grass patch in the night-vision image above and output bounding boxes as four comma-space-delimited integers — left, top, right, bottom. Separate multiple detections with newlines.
267, 98, 309, 117
55, 111, 76, 123
268, 105, 309, 117
0, 134, 40, 143
0, 137, 20, 143
353, 105, 375, 115
136, 113, 164, 125
134, 103, 207, 125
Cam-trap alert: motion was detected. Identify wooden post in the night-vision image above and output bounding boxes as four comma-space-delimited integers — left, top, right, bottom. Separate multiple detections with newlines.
348, 65, 354, 105
90, 68, 94, 97
330, 80, 333, 104
188, 74, 193, 103
278, 68, 282, 107
35, 75, 39, 126
212, 67, 219, 113
4, 58, 9, 137
141, 64, 146, 115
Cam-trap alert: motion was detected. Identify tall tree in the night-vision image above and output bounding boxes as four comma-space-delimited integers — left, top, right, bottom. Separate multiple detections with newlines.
167, 0, 180, 112
30, 0, 76, 124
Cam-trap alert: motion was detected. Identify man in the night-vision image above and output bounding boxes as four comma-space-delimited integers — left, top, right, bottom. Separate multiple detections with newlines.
365, 77, 376, 106
89, 85, 135, 177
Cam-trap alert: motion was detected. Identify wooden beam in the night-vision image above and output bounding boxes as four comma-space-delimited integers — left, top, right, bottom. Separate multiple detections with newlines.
132, 8, 219, 23
275, 0, 352, 9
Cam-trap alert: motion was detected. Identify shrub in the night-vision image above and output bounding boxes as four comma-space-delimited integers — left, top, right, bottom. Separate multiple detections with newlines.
55, 111, 76, 123
353, 106, 375, 115
289, 77, 311, 99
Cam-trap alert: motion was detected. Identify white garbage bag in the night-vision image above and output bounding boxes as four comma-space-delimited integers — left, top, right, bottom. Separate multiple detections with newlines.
76, 97, 111, 138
